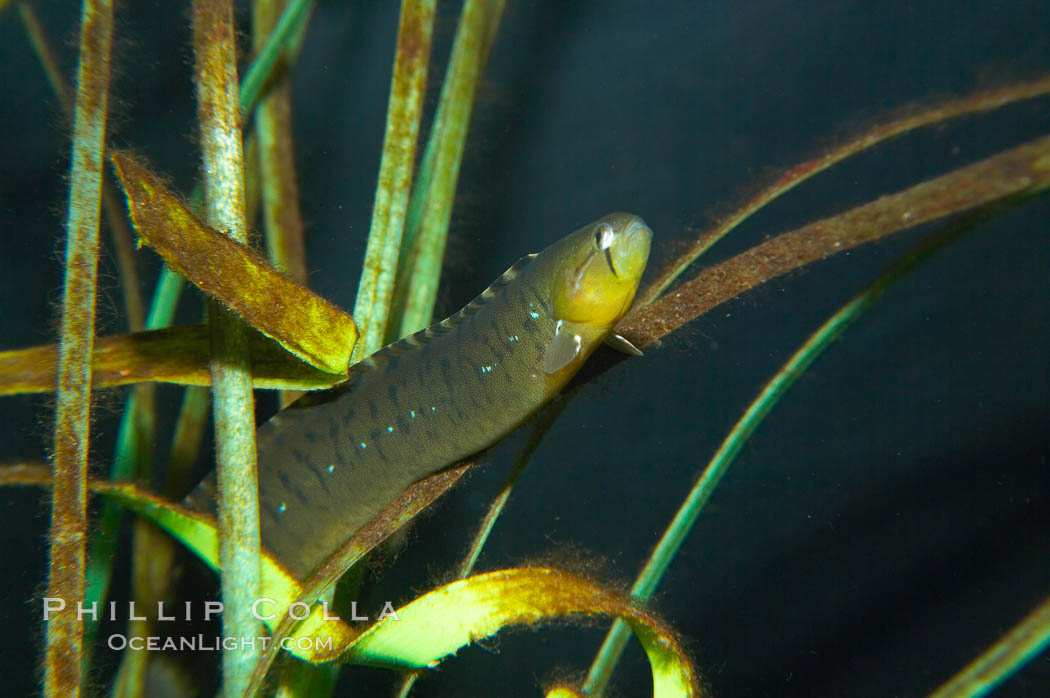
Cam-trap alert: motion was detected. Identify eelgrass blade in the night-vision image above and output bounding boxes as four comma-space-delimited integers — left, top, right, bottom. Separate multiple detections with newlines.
583, 205, 1006, 697
393, 398, 570, 698
19, 0, 146, 332
350, 0, 436, 363
640, 75, 1050, 304
253, 0, 309, 286
6, 134, 1046, 398
245, 461, 474, 694
91, 0, 317, 658
44, 0, 114, 694
19, 9, 171, 667
24, 0, 318, 687
12, 457, 704, 697
618, 133, 1050, 348
239, 0, 315, 120
111, 151, 358, 375
17, 2, 73, 110
251, 1, 330, 694
345, 568, 700, 698
163, 385, 212, 496
0, 324, 344, 395
254, 0, 312, 411
389, 0, 506, 341
99, 274, 188, 695
191, 1, 262, 694
928, 592, 1050, 698
84, 270, 183, 668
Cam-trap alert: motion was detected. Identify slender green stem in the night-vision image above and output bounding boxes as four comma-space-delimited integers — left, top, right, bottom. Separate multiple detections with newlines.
253, 0, 308, 287
84, 274, 182, 667
44, 0, 113, 695
192, 2, 262, 695
187, 0, 316, 213
390, 0, 506, 340
928, 592, 1050, 698
394, 399, 569, 698
102, 278, 188, 697
92, 0, 306, 600
251, 1, 328, 694
17, 1, 73, 111
584, 209, 984, 696
456, 399, 569, 579
239, 0, 315, 120
253, 0, 310, 409
350, 0, 436, 362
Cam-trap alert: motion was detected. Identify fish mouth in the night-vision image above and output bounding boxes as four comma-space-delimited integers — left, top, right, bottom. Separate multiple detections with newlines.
616, 216, 653, 282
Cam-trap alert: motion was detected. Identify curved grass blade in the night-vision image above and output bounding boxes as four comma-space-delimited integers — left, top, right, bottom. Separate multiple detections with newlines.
346, 567, 699, 698
640, 74, 1050, 304
111, 152, 358, 375
5, 462, 699, 695
7, 135, 1036, 399
928, 592, 1050, 698
0, 325, 343, 395
245, 460, 474, 694
619, 133, 1050, 348
583, 204, 1008, 696
393, 400, 569, 698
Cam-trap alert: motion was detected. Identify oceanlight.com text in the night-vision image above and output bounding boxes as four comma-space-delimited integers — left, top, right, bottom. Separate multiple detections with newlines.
106, 634, 334, 653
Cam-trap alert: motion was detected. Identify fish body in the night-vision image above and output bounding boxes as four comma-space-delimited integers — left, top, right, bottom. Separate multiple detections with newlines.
187, 212, 652, 577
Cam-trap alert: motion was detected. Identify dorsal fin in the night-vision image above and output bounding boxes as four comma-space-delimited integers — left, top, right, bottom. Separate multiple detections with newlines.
428, 252, 535, 331
358, 253, 537, 372
280, 255, 537, 411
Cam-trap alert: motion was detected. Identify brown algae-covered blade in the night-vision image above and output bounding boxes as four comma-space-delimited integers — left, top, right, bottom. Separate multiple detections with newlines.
111, 151, 358, 375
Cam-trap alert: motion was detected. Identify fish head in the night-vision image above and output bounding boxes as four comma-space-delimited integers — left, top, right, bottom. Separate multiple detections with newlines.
551, 212, 652, 330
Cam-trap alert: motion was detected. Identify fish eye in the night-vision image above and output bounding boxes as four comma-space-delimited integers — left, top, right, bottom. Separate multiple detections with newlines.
593, 222, 615, 251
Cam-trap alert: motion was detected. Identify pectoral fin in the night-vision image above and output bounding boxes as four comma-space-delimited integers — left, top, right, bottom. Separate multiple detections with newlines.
543, 326, 583, 374
604, 332, 643, 356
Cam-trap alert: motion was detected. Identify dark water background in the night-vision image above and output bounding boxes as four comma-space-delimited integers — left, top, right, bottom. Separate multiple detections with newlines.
1, 1, 1048, 696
